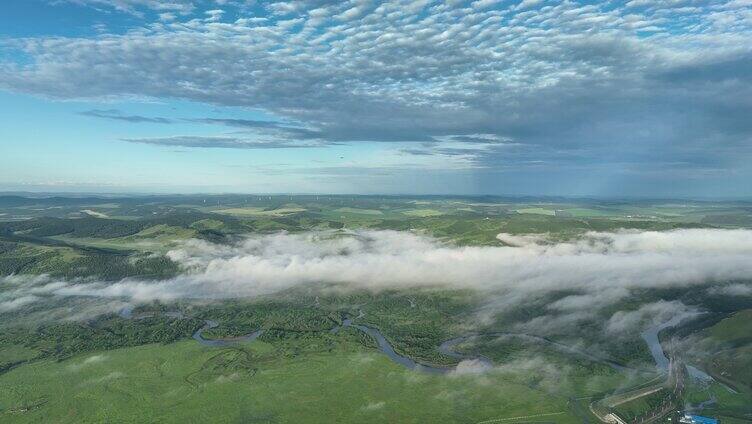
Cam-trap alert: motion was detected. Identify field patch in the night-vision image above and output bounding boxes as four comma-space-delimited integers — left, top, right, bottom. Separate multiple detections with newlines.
515, 208, 555, 216
401, 209, 444, 217
215, 206, 307, 216
334, 207, 384, 215
51, 224, 195, 253
704, 310, 752, 345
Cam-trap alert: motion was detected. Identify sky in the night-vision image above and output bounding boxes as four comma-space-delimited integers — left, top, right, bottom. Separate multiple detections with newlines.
0, 0, 750, 197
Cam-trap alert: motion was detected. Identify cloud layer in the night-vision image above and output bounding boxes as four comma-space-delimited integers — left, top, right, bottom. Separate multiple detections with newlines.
3, 229, 752, 315
122, 135, 333, 149
2, 0, 751, 182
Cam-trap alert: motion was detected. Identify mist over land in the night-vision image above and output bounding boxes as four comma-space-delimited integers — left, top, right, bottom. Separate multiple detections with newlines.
1, 194, 752, 423
5, 228, 752, 323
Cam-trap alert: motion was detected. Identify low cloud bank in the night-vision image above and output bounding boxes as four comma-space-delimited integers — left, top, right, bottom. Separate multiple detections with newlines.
2, 229, 752, 315
605, 300, 699, 335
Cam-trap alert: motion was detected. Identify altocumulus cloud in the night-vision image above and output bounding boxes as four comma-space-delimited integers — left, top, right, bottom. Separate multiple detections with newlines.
3, 228, 752, 313
1, 0, 751, 178
55, 0, 196, 15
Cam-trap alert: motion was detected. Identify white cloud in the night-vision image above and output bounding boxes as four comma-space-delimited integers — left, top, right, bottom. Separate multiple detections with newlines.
361, 401, 386, 411
472, 0, 502, 9
708, 283, 752, 296
516, 0, 543, 10
59, 0, 196, 15
450, 359, 493, 376
605, 300, 698, 334
0, 295, 39, 312
205, 9, 225, 22
68, 354, 109, 371
4, 229, 752, 315
89, 371, 125, 384
214, 372, 241, 383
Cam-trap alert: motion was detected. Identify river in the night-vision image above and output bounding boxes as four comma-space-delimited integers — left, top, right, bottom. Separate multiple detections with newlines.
125, 306, 640, 375
640, 314, 714, 381
120, 306, 715, 378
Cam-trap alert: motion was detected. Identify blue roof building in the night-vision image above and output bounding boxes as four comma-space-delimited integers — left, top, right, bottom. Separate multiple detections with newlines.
679, 414, 719, 424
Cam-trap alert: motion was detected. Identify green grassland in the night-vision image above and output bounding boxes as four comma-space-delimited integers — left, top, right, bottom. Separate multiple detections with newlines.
52, 224, 198, 253
214, 205, 308, 217
560, 207, 620, 217
0, 286, 696, 423
516, 207, 557, 216
682, 380, 752, 422
333, 207, 384, 215
611, 388, 671, 422
400, 208, 444, 217
0, 337, 582, 424
703, 309, 752, 345
686, 309, 752, 393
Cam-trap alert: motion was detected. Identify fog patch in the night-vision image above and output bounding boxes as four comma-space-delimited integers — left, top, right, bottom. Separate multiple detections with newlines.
708, 283, 752, 297
352, 353, 376, 365
68, 354, 108, 372
214, 372, 241, 384
81, 371, 126, 386
493, 356, 571, 393
0, 276, 130, 322
0, 295, 39, 312
548, 288, 631, 312
95, 371, 124, 382
450, 359, 493, 376
605, 301, 699, 335
3, 229, 752, 318
361, 401, 386, 411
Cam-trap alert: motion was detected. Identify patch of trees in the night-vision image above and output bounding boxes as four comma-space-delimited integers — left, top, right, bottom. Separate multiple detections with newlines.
0, 240, 17, 254
0, 250, 180, 280
195, 229, 228, 243
0, 216, 144, 238
0, 249, 44, 276
198, 302, 339, 339
57, 254, 180, 280
146, 211, 242, 231
2, 316, 204, 361
351, 291, 475, 366
0, 211, 244, 241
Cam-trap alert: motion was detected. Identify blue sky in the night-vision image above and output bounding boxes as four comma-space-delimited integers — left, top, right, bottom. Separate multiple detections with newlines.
1, 0, 751, 197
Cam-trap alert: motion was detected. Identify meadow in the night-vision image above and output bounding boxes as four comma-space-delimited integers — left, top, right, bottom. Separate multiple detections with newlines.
0, 336, 582, 424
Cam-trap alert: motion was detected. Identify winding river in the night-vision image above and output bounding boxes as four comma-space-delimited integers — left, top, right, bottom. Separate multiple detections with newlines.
640, 314, 715, 381
122, 306, 641, 375
118, 304, 738, 420
122, 306, 724, 379
639, 314, 727, 412
192, 320, 265, 347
